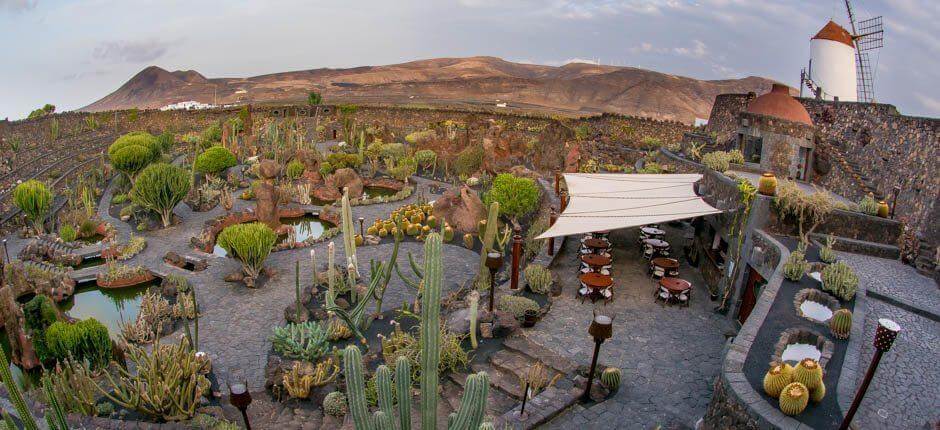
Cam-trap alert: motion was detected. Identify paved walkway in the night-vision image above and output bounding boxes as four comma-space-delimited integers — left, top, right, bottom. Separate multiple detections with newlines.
529, 227, 733, 429
837, 251, 939, 430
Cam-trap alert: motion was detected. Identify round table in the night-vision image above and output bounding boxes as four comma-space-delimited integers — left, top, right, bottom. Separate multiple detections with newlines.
641, 227, 665, 236
643, 238, 669, 249
581, 254, 612, 270
579, 273, 613, 303
651, 257, 679, 270
659, 277, 691, 293
583, 238, 610, 253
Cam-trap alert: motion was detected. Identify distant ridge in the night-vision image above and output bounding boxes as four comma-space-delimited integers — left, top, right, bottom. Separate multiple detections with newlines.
82, 56, 778, 123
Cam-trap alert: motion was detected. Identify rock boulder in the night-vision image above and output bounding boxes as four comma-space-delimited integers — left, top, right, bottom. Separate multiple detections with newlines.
432, 186, 485, 235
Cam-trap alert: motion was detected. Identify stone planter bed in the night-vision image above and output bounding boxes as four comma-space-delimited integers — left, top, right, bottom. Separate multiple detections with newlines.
740, 236, 855, 429
96, 271, 157, 289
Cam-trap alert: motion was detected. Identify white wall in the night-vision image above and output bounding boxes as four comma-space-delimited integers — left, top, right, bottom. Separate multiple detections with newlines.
809, 39, 858, 102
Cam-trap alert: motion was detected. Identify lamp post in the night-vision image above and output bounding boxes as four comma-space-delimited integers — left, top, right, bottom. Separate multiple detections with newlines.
485, 251, 503, 313
547, 208, 557, 256
229, 381, 253, 430
2, 239, 8, 264
889, 184, 901, 219
554, 172, 560, 196
838, 318, 900, 430
358, 217, 365, 238
560, 191, 569, 211
581, 314, 613, 402
510, 226, 522, 290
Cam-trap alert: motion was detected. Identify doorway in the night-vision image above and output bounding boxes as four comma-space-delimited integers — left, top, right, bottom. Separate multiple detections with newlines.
737, 265, 766, 324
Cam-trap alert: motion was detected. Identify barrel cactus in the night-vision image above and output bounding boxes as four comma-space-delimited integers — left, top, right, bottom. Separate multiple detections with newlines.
463, 233, 474, 249
829, 308, 852, 339
323, 391, 348, 417
762, 362, 793, 398
792, 358, 823, 391
600, 367, 622, 392
810, 380, 826, 403
778, 382, 809, 415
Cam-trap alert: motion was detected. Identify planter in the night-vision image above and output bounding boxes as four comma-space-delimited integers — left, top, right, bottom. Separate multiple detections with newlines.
521, 309, 539, 328
96, 271, 156, 289
877, 200, 889, 218
758, 172, 777, 196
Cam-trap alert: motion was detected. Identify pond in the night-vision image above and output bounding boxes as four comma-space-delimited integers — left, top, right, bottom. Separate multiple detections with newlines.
74, 255, 106, 270
76, 233, 105, 245
58, 279, 156, 338
362, 186, 398, 200
213, 215, 334, 257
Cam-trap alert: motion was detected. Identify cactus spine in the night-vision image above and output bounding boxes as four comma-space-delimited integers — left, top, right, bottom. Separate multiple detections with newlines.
373, 411, 393, 430
395, 356, 412, 430
830, 308, 852, 339
343, 346, 373, 430
0, 346, 39, 430
763, 362, 793, 398
477, 202, 500, 272
478, 423, 496, 430
468, 291, 480, 349
600, 367, 622, 392
778, 382, 809, 415
448, 372, 489, 430
792, 358, 823, 391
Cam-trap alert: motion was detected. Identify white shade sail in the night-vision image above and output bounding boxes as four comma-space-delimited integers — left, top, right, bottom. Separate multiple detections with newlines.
536, 173, 723, 239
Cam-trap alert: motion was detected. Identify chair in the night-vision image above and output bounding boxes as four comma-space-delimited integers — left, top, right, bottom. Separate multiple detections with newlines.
642, 245, 654, 260
679, 285, 692, 307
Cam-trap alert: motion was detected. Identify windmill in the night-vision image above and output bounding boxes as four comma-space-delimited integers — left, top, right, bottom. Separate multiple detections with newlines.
801, 1, 883, 103
844, 0, 884, 103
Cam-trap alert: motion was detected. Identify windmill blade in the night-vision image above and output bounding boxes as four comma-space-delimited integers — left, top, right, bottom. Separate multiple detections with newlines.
856, 16, 884, 52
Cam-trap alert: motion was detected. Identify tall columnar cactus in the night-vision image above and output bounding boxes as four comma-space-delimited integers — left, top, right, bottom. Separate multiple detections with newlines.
325, 238, 400, 342
310, 249, 319, 287
295, 260, 303, 322
41, 376, 68, 430
375, 365, 395, 422
341, 189, 360, 278
477, 202, 500, 272
328, 242, 336, 296
829, 308, 852, 339
0, 347, 39, 430
468, 291, 480, 349
343, 234, 489, 430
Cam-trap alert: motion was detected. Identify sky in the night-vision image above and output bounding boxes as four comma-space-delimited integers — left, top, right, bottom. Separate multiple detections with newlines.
1, 0, 938, 120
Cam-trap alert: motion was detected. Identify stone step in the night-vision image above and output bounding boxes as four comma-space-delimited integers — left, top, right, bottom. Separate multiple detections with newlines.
502, 335, 579, 375
471, 362, 524, 399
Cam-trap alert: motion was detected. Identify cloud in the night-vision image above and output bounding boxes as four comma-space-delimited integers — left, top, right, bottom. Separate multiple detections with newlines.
914, 94, 940, 114
92, 39, 171, 64
629, 42, 668, 54
673, 40, 707, 59
0, 0, 37, 12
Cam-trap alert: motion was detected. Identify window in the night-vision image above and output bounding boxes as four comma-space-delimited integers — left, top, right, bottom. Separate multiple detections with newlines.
742, 136, 763, 163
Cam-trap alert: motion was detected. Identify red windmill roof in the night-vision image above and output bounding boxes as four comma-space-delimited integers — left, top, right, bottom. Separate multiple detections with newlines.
812, 20, 855, 48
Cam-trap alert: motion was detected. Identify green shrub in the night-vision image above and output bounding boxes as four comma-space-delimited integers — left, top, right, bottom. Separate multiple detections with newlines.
454, 145, 484, 177
130, 163, 191, 228
200, 124, 223, 149
388, 156, 417, 181
524, 264, 553, 294
108, 132, 161, 159
857, 194, 879, 216
216, 222, 276, 280
497, 295, 540, 319
822, 261, 858, 301
194, 146, 237, 176
640, 137, 662, 150
379, 142, 407, 161
79, 219, 98, 237
13, 180, 53, 234
109, 143, 157, 180
405, 130, 435, 144
414, 149, 437, 171
727, 149, 745, 165
23, 295, 57, 332
111, 193, 127, 204
58, 224, 77, 242
702, 151, 730, 172
638, 162, 663, 174
484, 173, 540, 220
783, 249, 809, 282
319, 161, 335, 176
286, 159, 305, 180
156, 132, 175, 152
44, 318, 111, 369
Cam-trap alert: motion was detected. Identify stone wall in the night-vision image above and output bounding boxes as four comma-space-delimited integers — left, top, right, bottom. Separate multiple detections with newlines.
705, 94, 939, 240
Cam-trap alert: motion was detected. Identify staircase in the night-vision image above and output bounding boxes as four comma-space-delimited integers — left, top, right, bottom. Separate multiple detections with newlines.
22, 260, 70, 276
822, 140, 884, 200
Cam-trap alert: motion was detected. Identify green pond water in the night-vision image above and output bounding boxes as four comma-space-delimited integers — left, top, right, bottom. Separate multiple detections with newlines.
74, 255, 105, 270
76, 233, 105, 245
362, 186, 398, 199
213, 215, 334, 257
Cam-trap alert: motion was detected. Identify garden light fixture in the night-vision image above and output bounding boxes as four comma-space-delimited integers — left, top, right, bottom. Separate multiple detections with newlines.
485, 251, 503, 312
229, 381, 253, 430
581, 314, 613, 402
839, 318, 900, 430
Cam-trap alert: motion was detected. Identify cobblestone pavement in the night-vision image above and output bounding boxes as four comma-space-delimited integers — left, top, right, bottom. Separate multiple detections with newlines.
529, 228, 734, 429
837, 253, 939, 430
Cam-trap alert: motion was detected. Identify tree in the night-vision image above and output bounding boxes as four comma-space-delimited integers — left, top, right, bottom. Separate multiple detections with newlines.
216, 222, 277, 285
307, 91, 322, 106
194, 146, 237, 177
13, 180, 53, 234
484, 173, 541, 221
131, 163, 191, 228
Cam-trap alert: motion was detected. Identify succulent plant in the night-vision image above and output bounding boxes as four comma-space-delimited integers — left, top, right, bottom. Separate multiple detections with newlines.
822, 261, 859, 301
782, 249, 809, 282
600, 367, 622, 392
792, 358, 823, 391
323, 391, 348, 417
810, 380, 826, 403
778, 382, 809, 415
829, 308, 852, 339
819, 235, 837, 263
763, 362, 793, 398
463, 233, 474, 249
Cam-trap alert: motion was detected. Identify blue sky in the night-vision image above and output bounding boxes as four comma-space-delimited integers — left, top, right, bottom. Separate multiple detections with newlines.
1, 0, 937, 119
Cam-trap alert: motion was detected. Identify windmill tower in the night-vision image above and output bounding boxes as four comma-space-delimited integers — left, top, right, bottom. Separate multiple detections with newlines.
800, 0, 883, 103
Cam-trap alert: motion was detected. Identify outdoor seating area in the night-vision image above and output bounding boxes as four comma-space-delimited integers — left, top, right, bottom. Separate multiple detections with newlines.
578, 231, 614, 302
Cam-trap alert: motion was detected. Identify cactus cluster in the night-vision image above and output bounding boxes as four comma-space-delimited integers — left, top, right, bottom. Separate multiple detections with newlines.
343, 233, 489, 430
270, 321, 330, 362
829, 308, 852, 339
341, 189, 360, 279
323, 391, 349, 417
600, 367, 622, 393
283, 358, 340, 399
819, 235, 837, 264
822, 261, 859, 301
782, 249, 809, 282
0, 346, 40, 430
764, 358, 826, 415
373, 202, 443, 241
762, 362, 793, 398
778, 382, 809, 415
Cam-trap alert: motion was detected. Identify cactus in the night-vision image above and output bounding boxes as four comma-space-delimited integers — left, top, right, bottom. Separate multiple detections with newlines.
294, 260, 303, 322
829, 308, 852, 339
341, 189, 360, 278
323, 391, 348, 417
343, 234, 488, 430
819, 235, 837, 263
0, 346, 39, 430
778, 382, 809, 415
822, 261, 859, 301
42, 375, 68, 430
810, 380, 826, 403
792, 358, 823, 391
443, 224, 455, 242
782, 249, 809, 282
468, 291, 480, 349
763, 362, 793, 398
375, 365, 395, 421
463, 233, 474, 249
477, 202, 500, 271
600, 367, 622, 393
478, 424, 496, 430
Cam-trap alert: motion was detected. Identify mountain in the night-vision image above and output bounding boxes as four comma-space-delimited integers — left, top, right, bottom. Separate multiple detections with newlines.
81, 56, 777, 123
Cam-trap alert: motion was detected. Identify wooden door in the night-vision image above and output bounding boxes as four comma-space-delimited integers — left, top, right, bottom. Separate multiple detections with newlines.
737, 266, 765, 324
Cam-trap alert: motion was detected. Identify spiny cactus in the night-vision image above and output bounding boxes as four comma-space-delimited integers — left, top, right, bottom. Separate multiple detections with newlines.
830, 308, 852, 339
463, 233, 474, 249
763, 362, 793, 398
792, 358, 823, 391
341, 189, 360, 279
810, 380, 826, 403
344, 234, 489, 430
468, 291, 480, 349
822, 261, 859, 301
782, 249, 809, 282
819, 235, 837, 263
323, 391, 348, 417
294, 260, 303, 322
0, 346, 39, 430
42, 375, 68, 430
778, 382, 809, 415
600, 367, 622, 393
477, 202, 500, 272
